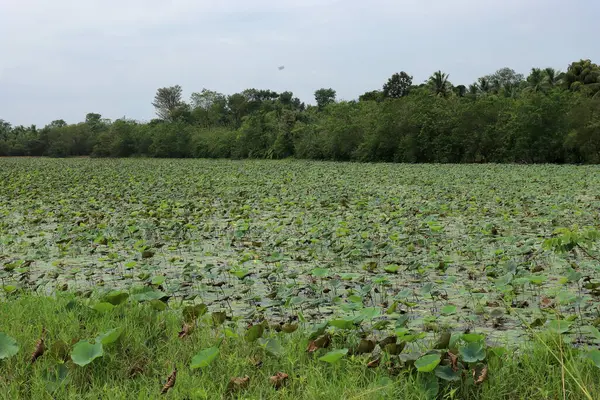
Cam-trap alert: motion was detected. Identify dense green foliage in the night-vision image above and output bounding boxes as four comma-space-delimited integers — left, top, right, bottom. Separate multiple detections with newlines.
1, 59, 600, 163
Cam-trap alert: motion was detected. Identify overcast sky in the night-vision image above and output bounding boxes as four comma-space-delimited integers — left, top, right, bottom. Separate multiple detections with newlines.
1, 0, 598, 126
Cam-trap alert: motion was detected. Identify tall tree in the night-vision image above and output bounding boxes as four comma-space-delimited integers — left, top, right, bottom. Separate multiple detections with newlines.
427, 71, 451, 97
382, 72, 412, 98
152, 85, 185, 120
314, 88, 337, 110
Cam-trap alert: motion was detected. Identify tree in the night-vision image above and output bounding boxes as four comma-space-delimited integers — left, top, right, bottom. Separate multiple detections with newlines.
454, 85, 467, 97
382, 72, 412, 98
564, 59, 600, 96
477, 77, 491, 94
526, 68, 545, 92
314, 88, 336, 110
359, 90, 384, 102
427, 71, 452, 97
544, 67, 562, 88
152, 85, 185, 120
190, 89, 226, 111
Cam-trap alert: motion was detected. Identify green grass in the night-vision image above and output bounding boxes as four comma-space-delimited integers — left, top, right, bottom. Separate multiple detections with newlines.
1, 294, 599, 400
1, 159, 600, 399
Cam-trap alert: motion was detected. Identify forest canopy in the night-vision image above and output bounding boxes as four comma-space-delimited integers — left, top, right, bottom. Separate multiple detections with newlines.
1, 59, 599, 163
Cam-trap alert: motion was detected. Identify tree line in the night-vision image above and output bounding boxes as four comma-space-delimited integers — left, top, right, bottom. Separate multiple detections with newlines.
1, 59, 599, 163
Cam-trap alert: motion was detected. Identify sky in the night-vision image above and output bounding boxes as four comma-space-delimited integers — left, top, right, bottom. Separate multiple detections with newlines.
0, 0, 598, 126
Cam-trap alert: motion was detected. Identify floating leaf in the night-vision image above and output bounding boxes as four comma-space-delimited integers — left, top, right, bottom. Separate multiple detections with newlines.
71, 340, 103, 367
190, 347, 219, 369
311, 268, 329, 278
0, 332, 19, 360
441, 305, 457, 316
150, 275, 165, 285
319, 348, 348, 363
384, 265, 400, 274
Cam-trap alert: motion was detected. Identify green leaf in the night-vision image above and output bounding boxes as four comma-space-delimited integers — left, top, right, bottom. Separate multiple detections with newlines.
96, 328, 122, 345
150, 275, 165, 285
311, 268, 329, 278
264, 338, 285, 357
384, 265, 400, 274
183, 304, 208, 322
130, 287, 165, 302
586, 349, 600, 368
547, 320, 572, 334
103, 290, 129, 306
359, 307, 381, 320
441, 305, 457, 315
245, 324, 264, 342
190, 347, 219, 369
92, 302, 115, 313
0, 332, 19, 360
435, 364, 461, 381
149, 299, 167, 311
70, 341, 104, 367
462, 333, 485, 343
582, 325, 600, 341
415, 353, 441, 372
459, 342, 486, 363
329, 318, 355, 330
319, 348, 348, 363
212, 311, 227, 326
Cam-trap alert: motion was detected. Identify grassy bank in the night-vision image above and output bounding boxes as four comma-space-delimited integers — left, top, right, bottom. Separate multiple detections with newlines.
0, 294, 598, 400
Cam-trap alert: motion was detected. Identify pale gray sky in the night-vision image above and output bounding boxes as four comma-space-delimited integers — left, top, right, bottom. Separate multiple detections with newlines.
1, 0, 598, 126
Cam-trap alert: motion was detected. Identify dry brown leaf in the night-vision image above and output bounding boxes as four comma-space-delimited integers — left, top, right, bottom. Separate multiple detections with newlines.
367, 357, 381, 368
178, 323, 193, 339
306, 334, 330, 353
227, 376, 250, 394
160, 367, 177, 394
540, 296, 553, 308
447, 351, 459, 372
473, 365, 488, 385
30, 327, 46, 364
270, 372, 289, 390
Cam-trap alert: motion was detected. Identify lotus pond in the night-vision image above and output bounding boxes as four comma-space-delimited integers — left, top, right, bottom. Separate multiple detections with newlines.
1, 159, 600, 344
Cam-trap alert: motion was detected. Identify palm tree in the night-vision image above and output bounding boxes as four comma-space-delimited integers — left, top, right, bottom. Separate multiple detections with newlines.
428, 71, 451, 97
468, 84, 479, 96
526, 68, 545, 92
544, 67, 562, 88
477, 77, 491, 94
